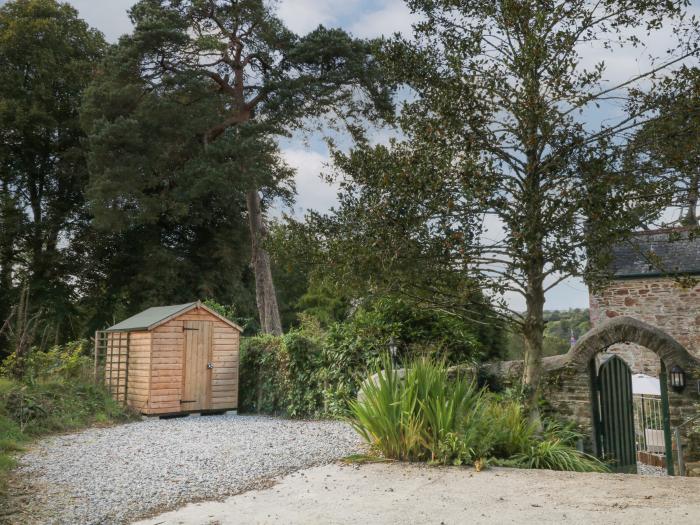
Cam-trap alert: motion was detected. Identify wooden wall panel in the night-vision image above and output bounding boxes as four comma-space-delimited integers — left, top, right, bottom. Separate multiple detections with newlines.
211, 319, 239, 410
148, 319, 185, 414
127, 331, 151, 412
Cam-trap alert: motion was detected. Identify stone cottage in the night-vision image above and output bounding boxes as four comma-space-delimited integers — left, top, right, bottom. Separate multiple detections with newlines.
590, 228, 700, 373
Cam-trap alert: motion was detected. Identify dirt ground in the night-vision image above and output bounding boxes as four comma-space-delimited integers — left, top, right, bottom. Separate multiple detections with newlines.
134, 462, 700, 525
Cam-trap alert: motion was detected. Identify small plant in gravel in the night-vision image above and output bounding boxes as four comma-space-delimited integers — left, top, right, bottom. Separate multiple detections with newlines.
349, 358, 609, 473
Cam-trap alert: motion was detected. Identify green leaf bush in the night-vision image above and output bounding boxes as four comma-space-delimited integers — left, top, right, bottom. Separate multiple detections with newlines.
349, 358, 609, 473
239, 328, 326, 417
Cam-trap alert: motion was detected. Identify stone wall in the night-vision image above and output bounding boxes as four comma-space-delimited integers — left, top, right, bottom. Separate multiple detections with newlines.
486, 357, 700, 468
590, 277, 700, 468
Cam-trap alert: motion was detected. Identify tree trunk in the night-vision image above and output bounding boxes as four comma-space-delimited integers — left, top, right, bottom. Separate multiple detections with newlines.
682, 172, 699, 226
521, 276, 546, 425
246, 189, 283, 336
0, 179, 17, 329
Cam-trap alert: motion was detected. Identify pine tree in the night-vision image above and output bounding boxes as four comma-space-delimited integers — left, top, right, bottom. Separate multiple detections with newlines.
85, 0, 391, 334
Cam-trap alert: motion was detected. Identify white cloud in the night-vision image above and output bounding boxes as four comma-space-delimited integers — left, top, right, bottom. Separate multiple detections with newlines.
276, 0, 361, 35
66, 0, 135, 42
349, 0, 418, 38
278, 148, 339, 217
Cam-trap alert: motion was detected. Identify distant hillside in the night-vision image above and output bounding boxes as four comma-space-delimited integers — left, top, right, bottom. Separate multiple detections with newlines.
506, 309, 591, 360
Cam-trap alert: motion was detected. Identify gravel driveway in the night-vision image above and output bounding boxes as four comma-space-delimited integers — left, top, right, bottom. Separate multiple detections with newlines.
14, 414, 362, 525
136, 462, 700, 525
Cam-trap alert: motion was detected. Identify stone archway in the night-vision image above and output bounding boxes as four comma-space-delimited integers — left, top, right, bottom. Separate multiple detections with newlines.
482, 316, 700, 474
565, 316, 697, 370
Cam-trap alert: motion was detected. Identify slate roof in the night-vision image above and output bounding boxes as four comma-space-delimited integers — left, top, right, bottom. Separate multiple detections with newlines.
611, 229, 700, 278
106, 302, 198, 332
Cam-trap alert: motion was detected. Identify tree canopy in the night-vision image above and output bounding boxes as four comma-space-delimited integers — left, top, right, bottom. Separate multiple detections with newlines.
302, 0, 698, 412
628, 66, 700, 226
0, 0, 106, 350
84, 0, 393, 335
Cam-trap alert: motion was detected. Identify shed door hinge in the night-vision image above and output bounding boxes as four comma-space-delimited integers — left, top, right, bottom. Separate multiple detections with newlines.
183, 327, 199, 331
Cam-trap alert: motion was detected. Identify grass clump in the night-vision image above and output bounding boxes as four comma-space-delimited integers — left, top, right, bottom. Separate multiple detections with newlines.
349, 358, 608, 473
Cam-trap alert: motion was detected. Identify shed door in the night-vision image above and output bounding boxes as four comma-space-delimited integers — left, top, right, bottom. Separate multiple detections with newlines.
182, 320, 213, 411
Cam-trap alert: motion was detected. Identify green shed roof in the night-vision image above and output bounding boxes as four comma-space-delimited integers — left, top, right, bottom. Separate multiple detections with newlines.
106, 302, 198, 332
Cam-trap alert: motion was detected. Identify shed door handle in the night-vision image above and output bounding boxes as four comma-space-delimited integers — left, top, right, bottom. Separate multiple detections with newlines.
207, 362, 214, 369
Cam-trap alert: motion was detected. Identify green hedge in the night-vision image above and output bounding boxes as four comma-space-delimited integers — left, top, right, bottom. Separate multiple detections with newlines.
240, 330, 326, 417
241, 297, 507, 418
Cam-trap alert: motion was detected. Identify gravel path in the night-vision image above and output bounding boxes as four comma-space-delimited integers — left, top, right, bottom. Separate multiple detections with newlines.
14, 414, 363, 525
637, 462, 668, 477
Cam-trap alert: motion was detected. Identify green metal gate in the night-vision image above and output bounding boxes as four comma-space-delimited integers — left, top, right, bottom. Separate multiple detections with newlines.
593, 356, 637, 473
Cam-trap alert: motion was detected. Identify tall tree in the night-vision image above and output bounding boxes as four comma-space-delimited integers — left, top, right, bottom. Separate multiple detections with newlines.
81, 63, 286, 332
308, 0, 696, 414
93, 0, 391, 335
0, 0, 105, 351
628, 66, 700, 226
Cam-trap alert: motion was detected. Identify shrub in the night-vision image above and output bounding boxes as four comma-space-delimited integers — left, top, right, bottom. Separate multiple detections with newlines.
509, 439, 608, 473
349, 358, 493, 465
280, 331, 324, 418
350, 358, 610, 473
239, 335, 283, 413
486, 399, 537, 459
326, 297, 502, 366
1, 340, 93, 383
239, 327, 325, 418
202, 300, 254, 334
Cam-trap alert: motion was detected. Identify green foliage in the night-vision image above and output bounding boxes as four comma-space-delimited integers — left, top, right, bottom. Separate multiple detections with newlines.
507, 309, 591, 359
0, 0, 106, 355
240, 325, 325, 418
329, 296, 504, 364
318, 296, 505, 413
202, 300, 255, 335
279, 331, 325, 418
508, 440, 608, 473
628, 66, 700, 226
0, 341, 131, 498
348, 358, 492, 465
1, 340, 92, 383
349, 359, 609, 473
485, 400, 537, 459
267, 220, 350, 331
79, 43, 262, 333
239, 335, 284, 414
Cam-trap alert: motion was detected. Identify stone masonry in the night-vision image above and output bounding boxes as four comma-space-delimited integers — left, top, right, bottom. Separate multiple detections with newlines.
590, 277, 700, 376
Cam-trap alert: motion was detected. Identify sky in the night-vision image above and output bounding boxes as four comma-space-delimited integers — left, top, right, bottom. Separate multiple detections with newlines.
9, 0, 697, 311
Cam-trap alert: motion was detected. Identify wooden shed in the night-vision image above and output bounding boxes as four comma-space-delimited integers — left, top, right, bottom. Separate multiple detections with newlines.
96, 301, 242, 416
